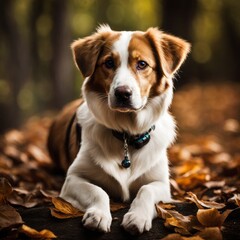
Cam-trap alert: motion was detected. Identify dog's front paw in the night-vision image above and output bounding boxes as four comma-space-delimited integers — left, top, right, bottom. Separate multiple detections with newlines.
82, 207, 112, 233
122, 211, 152, 235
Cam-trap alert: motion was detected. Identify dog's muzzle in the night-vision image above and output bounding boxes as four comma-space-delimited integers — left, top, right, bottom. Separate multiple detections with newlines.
109, 85, 134, 112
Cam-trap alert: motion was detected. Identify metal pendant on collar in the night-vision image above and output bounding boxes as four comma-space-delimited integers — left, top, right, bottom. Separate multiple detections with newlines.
114, 125, 156, 168
121, 134, 131, 168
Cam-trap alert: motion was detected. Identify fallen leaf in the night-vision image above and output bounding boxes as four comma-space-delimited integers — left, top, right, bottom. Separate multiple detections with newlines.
224, 119, 239, 133
20, 224, 57, 239
110, 201, 128, 212
161, 233, 203, 240
0, 204, 23, 230
176, 172, 210, 191
170, 179, 185, 196
209, 153, 231, 164
7, 188, 46, 208
196, 208, 231, 227
198, 227, 223, 240
0, 177, 13, 203
186, 192, 225, 209
26, 144, 52, 165
161, 227, 223, 240
4, 130, 25, 145
174, 158, 204, 176
156, 203, 197, 235
40, 189, 59, 198
234, 194, 240, 207
51, 197, 83, 219
204, 180, 225, 189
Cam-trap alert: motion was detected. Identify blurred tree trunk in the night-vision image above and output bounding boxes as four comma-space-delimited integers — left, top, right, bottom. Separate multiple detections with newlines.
95, 0, 111, 26
161, 0, 198, 85
220, 2, 240, 82
161, 0, 197, 41
50, 0, 73, 109
0, 0, 29, 133
29, 0, 44, 83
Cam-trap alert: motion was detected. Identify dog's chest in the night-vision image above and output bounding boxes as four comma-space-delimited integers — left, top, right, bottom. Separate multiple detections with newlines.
91, 137, 157, 201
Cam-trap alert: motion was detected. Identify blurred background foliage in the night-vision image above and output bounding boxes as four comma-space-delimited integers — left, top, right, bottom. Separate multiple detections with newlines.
0, 0, 239, 133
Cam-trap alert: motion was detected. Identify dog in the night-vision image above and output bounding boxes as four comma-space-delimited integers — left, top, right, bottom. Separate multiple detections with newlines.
48, 24, 190, 235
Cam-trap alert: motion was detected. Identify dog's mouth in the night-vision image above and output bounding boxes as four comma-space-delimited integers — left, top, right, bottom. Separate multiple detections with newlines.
109, 101, 144, 113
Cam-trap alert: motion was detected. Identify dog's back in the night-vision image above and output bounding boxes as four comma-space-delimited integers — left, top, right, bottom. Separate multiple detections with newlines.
48, 99, 82, 171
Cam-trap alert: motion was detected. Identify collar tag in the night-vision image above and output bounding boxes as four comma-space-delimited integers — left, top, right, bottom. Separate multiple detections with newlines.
113, 125, 155, 169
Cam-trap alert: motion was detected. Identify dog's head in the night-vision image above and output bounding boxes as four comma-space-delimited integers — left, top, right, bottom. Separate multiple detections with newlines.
71, 25, 190, 131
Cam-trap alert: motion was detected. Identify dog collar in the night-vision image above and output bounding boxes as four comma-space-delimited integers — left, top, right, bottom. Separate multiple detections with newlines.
112, 125, 155, 168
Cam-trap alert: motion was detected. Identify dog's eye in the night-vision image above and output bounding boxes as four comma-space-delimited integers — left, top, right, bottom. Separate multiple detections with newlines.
104, 58, 115, 69
136, 60, 148, 70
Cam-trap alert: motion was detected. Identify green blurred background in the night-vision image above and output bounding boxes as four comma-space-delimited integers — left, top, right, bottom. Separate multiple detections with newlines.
0, 0, 239, 133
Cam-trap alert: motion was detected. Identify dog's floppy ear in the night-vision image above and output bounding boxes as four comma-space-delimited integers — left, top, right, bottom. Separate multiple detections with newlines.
71, 34, 104, 78
146, 28, 191, 77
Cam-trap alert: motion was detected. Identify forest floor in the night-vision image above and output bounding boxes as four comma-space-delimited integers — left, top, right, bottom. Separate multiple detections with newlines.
0, 82, 240, 239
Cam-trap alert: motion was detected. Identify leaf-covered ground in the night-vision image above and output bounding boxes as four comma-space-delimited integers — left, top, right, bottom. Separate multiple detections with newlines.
0, 82, 240, 239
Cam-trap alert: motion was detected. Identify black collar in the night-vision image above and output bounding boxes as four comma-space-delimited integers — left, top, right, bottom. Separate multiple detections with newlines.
112, 125, 155, 149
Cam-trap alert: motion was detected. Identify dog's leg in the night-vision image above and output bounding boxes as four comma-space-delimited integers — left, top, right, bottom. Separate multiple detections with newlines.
122, 180, 171, 235
60, 175, 112, 232
122, 153, 171, 235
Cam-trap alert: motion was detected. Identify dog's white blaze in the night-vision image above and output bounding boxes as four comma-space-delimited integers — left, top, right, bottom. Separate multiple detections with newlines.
110, 31, 144, 110
112, 31, 133, 89
113, 31, 132, 67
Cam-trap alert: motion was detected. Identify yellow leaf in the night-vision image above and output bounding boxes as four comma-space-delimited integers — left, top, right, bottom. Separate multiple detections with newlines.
20, 224, 57, 239
52, 197, 81, 215
51, 197, 83, 219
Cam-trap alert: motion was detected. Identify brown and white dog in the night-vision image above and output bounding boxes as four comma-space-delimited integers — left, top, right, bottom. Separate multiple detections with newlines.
48, 25, 190, 235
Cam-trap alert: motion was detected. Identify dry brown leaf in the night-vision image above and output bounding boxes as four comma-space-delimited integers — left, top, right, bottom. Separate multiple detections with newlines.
169, 145, 192, 162
176, 172, 210, 191
40, 189, 59, 198
170, 179, 185, 196
198, 227, 223, 240
7, 189, 40, 208
50, 207, 82, 219
234, 194, 240, 207
174, 158, 204, 176
26, 144, 52, 165
161, 233, 203, 240
186, 192, 225, 209
4, 130, 25, 145
209, 152, 232, 164
165, 216, 191, 235
51, 197, 83, 219
50, 196, 130, 218
20, 224, 57, 239
110, 201, 128, 212
156, 203, 196, 235
196, 208, 232, 227
183, 139, 222, 156
161, 227, 222, 240
224, 119, 239, 133
0, 204, 23, 230
204, 180, 225, 189
0, 177, 13, 203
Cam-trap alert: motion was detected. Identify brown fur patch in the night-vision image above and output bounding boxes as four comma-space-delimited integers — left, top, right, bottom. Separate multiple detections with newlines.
72, 31, 120, 95
128, 33, 158, 98
48, 99, 83, 171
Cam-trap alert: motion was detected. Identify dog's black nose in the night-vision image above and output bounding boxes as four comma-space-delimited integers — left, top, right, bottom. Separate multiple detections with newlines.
115, 86, 132, 101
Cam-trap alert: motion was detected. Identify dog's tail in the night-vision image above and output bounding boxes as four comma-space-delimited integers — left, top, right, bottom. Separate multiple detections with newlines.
47, 99, 83, 172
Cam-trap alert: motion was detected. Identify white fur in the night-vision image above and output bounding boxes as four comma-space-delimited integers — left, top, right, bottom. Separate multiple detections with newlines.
109, 32, 146, 111
60, 31, 176, 235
